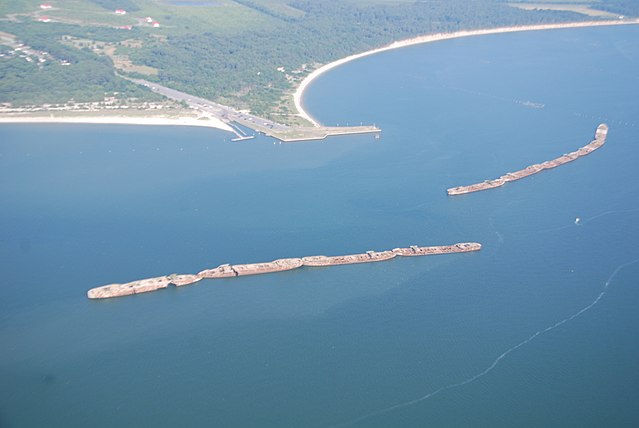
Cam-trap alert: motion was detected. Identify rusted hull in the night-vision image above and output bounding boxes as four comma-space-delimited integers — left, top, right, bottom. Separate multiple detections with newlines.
447, 124, 608, 196
302, 251, 397, 267
87, 276, 171, 299
232, 258, 304, 276
88, 243, 482, 299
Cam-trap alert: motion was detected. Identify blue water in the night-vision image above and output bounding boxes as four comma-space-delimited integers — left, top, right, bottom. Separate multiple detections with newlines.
1, 25, 638, 427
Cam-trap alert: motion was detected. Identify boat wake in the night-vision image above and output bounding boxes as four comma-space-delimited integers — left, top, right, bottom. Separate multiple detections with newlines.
512, 207, 639, 237
328, 258, 639, 428
579, 208, 639, 225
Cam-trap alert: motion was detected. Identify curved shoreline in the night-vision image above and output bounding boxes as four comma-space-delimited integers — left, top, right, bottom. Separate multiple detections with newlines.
293, 19, 639, 127
0, 114, 235, 133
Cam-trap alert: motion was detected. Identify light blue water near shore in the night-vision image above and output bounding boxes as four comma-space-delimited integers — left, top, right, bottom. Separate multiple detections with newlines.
1, 25, 639, 427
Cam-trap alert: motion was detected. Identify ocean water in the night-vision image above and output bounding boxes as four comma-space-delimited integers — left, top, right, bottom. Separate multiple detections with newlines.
1, 25, 638, 427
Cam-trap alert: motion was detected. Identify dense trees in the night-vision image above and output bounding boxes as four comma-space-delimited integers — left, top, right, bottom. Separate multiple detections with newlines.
0, 55, 159, 105
134, 0, 588, 116
0, 23, 158, 105
0, 0, 634, 115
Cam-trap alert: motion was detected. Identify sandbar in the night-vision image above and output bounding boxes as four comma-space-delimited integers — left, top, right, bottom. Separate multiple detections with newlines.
293, 19, 639, 127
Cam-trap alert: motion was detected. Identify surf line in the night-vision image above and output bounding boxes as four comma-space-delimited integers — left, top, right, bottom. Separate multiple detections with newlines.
329, 258, 639, 428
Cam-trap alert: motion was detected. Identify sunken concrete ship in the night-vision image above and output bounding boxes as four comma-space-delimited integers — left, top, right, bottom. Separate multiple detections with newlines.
87, 243, 481, 299
447, 124, 608, 196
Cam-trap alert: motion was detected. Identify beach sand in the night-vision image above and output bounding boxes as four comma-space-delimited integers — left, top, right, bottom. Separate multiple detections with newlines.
293, 19, 639, 127
0, 112, 235, 133
2, 19, 637, 132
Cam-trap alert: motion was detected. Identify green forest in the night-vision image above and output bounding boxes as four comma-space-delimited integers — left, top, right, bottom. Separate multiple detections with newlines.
1, 0, 637, 120
0, 21, 160, 105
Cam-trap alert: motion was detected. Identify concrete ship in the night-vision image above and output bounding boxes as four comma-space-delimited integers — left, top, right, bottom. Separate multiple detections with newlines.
230, 258, 304, 276
302, 250, 397, 266
87, 242, 481, 299
392, 242, 481, 256
447, 124, 608, 196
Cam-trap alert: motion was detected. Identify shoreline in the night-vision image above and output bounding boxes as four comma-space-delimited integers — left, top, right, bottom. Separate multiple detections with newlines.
0, 112, 235, 133
293, 18, 639, 127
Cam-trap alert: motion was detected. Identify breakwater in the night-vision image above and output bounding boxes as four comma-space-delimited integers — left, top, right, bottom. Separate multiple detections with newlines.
447, 124, 608, 196
87, 243, 481, 299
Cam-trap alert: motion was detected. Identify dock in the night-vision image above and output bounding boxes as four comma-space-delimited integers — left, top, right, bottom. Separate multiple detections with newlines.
231, 135, 255, 142
126, 77, 380, 143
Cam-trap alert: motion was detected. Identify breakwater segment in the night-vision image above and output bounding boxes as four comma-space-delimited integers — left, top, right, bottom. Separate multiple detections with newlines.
447, 124, 608, 196
87, 243, 481, 299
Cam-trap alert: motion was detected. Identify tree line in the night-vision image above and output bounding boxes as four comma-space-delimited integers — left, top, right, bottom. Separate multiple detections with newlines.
1, 0, 634, 116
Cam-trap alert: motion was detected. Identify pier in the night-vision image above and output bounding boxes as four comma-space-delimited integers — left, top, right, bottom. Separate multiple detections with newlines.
127, 77, 380, 143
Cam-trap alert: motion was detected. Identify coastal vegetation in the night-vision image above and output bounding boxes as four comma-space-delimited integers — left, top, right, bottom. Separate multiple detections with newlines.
0, 0, 636, 122
0, 22, 160, 105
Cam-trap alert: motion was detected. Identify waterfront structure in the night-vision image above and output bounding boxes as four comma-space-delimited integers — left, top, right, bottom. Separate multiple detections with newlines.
447, 124, 608, 195
88, 243, 481, 299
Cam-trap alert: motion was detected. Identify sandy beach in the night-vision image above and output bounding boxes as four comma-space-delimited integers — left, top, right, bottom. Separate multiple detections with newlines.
0, 112, 235, 133
293, 18, 639, 127
2, 19, 637, 132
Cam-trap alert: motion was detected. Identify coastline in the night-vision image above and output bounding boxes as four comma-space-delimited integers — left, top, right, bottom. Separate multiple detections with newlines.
2, 19, 637, 133
0, 112, 235, 133
293, 18, 639, 127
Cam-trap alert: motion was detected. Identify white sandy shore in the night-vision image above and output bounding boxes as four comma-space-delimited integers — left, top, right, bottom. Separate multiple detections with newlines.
0, 114, 235, 133
293, 19, 639, 127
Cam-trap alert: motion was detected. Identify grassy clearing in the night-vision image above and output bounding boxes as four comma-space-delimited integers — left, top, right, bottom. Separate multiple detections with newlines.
0, 0, 43, 16
2, 0, 634, 120
2, 1, 275, 36
233, 0, 306, 19
105, 44, 158, 75
131, 2, 272, 36
62, 35, 158, 74
46, 1, 137, 26
508, 3, 621, 17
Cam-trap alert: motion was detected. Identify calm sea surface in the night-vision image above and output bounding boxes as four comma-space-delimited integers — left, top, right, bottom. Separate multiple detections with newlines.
1, 25, 638, 427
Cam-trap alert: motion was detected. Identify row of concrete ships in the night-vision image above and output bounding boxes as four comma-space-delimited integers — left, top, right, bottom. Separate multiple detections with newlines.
447, 124, 608, 196
87, 243, 482, 299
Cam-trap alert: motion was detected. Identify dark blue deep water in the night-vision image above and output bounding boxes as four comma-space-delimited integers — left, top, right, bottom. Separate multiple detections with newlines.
1, 25, 638, 427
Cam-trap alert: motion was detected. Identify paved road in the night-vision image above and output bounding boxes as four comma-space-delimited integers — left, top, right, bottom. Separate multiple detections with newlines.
128, 77, 290, 134
125, 77, 380, 143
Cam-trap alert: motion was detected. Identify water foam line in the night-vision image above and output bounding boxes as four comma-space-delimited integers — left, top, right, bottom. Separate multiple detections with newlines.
329, 258, 639, 427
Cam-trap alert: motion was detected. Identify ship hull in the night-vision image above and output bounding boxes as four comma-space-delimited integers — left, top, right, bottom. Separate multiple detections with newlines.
447, 124, 608, 196
88, 243, 482, 299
